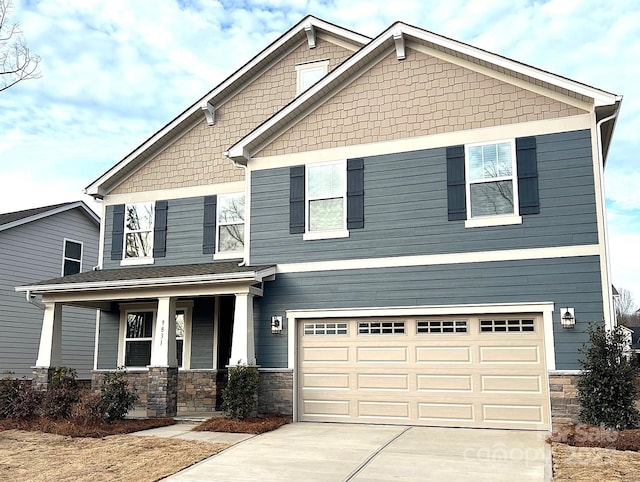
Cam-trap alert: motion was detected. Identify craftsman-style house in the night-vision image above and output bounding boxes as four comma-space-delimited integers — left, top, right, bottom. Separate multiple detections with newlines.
18, 16, 620, 429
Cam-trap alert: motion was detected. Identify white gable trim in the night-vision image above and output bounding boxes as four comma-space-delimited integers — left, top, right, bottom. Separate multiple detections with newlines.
84, 16, 370, 197
227, 22, 620, 162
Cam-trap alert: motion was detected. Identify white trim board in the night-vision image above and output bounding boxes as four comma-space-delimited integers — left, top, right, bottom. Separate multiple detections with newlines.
277, 244, 600, 274
247, 115, 592, 171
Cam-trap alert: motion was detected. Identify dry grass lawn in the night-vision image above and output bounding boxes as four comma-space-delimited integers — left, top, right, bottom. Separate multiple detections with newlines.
0, 429, 230, 482
552, 443, 640, 481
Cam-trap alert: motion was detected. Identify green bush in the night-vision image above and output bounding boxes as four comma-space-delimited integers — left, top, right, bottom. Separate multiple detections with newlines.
222, 364, 259, 420
577, 321, 640, 430
99, 370, 138, 422
49, 366, 78, 390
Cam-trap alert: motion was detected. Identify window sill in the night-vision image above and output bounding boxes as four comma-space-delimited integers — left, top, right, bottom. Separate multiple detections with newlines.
213, 252, 244, 261
120, 257, 154, 266
303, 229, 350, 241
465, 215, 522, 228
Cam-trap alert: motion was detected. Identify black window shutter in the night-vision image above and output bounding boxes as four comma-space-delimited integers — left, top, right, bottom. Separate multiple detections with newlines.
347, 158, 364, 229
446, 145, 466, 221
516, 137, 539, 215
110, 204, 125, 260
153, 200, 168, 258
290, 165, 305, 234
203, 195, 217, 254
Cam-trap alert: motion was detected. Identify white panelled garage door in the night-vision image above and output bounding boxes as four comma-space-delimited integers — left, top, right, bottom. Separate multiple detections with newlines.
298, 315, 549, 430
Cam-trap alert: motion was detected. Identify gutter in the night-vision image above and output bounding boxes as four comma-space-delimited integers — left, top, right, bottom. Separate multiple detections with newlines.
595, 103, 621, 330
25, 290, 45, 310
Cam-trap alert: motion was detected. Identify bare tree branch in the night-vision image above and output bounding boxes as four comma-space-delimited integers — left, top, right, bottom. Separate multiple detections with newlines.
0, 0, 41, 92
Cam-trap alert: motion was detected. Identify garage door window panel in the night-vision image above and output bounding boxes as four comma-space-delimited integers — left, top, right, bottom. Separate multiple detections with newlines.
358, 321, 405, 335
480, 319, 535, 333
417, 320, 468, 334
304, 322, 348, 335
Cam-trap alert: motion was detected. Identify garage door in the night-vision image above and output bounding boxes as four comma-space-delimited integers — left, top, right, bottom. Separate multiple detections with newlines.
298, 315, 549, 430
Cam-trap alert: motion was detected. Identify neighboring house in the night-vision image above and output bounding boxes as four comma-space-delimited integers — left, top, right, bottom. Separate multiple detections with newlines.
17, 17, 621, 430
1, 201, 99, 378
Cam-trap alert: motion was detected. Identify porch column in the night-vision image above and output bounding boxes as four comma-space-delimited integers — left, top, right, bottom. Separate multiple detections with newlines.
32, 303, 62, 390
228, 292, 256, 366
147, 296, 178, 417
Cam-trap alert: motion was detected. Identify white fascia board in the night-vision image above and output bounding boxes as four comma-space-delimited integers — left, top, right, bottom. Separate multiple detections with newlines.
0, 201, 99, 233
229, 21, 621, 162
16, 271, 263, 294
85, 16, 369, 195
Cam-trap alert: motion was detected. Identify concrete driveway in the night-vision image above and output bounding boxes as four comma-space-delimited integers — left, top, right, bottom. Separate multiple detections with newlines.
163, 422, 551, 482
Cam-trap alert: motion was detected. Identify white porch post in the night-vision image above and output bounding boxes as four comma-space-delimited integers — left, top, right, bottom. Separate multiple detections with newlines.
150, 296, 177, 367
229, 292, 256, 366
35, 302, 62, 367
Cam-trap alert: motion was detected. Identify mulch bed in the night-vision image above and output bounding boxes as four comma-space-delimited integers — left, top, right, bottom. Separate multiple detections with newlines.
194, 413, 290, 434
0, 416, 174, 438
551, 423, 640, 451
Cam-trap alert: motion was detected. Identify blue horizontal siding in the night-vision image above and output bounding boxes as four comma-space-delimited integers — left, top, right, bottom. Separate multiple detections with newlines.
250, 129, 597, 265
254, 255, 603, 370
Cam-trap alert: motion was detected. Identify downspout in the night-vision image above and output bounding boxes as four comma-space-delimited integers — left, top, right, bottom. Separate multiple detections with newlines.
25, 290, 45, 310
595, 105, 620, 330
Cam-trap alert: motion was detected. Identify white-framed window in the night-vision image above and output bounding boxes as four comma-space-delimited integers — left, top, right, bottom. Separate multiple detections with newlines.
358, 321, 406, 335
123, 311, 153, 368
305, 160, 347, 239
480, 319, 535, 333
124, 202, 154, 260
216, 192, 245, 257
119, 303, 192, 369
304, 322, 348, 335
62, 239, 83, 276
417, 320, 468, 334
465, 140, 521, 227
295, 59, 329, 95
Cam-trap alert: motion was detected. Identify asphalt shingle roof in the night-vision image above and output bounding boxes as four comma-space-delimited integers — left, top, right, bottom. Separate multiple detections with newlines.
27, 261, 274, 287
0, 202, 76, 226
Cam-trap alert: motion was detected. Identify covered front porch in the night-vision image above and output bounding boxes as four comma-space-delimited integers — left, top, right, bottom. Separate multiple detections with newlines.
17, 262, 276, 417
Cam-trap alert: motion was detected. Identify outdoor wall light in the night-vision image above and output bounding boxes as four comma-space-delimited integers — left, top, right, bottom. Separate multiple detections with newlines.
271, 315, 283, 334
561, 307, 576, 329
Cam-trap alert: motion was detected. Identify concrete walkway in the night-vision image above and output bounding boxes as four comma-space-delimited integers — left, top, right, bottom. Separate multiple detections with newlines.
153, 422, 551, 482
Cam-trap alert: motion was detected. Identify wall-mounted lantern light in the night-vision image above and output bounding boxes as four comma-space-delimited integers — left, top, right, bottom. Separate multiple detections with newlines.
561, 308, 575, 329
271, 315, 283, 334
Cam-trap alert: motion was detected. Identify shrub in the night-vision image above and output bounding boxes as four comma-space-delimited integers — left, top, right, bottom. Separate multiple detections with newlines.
71, 391, 106, 423
222, 364, 259, 420
577, 321, 640, 430
42, 387, 79, 419
99, 370, 138, 422
0, 373, 41, 419
49, 366, 78, 390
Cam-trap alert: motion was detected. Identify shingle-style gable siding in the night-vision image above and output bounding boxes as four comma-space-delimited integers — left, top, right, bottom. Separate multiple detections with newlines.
250, 130, 596, 264
112, 36, 354, 194
257, 48, 587, 157
0, 208, 99, 378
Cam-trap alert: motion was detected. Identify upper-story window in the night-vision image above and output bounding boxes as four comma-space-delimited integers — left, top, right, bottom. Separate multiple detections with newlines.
447, 137, 538, 228
295, 59, 329, 95
62, 239, 82, 275
307, 161, 346, 234
217, 192, 245, 256
289, 158, 364, 240
466, 140, 518, 219
125, 202, 154, 259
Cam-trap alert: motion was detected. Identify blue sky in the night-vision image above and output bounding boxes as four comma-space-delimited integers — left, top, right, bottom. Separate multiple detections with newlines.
1, 0, 638, 305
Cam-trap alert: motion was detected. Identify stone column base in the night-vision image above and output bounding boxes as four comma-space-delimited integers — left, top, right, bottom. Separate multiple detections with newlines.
147, 366, 178, 417
31, 367, 55, 391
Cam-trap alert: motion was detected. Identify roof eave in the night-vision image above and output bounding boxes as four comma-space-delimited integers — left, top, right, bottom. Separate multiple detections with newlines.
16, 265, 276, 295
0, 201, 100, 232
